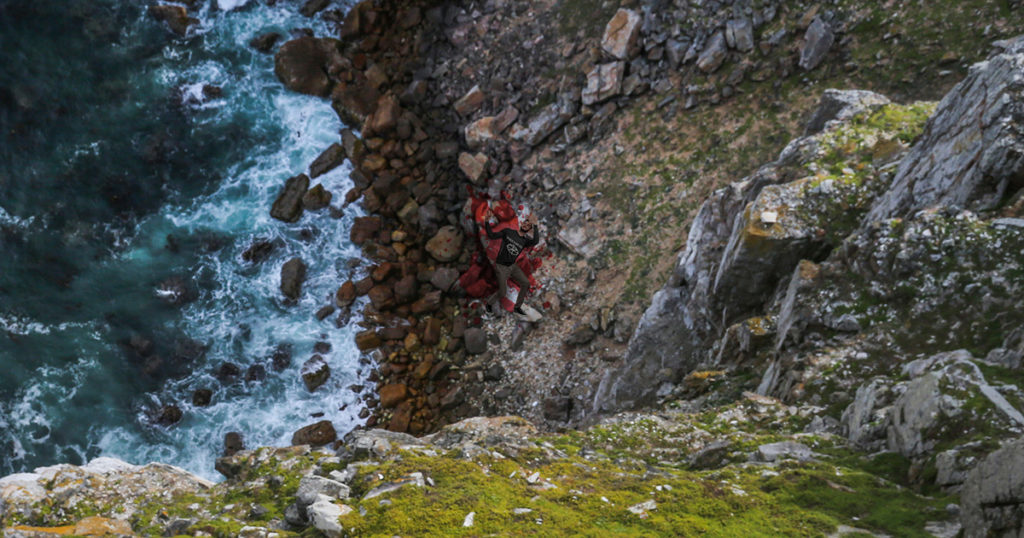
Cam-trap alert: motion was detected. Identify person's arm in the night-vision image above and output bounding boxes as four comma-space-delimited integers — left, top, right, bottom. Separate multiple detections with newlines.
523, 227, 540, 248
484, 221, 503, 239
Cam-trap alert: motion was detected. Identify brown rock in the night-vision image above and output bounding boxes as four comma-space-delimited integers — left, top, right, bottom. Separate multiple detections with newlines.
364, 95, 401, 136
156, 404, 183, 425
350, 216, 381, 245
291, 420, 337, 446
458, 152, 489, 183
301, 355, 330, 391
412, 358, 433, 380
582, 62, 626, 105
404, 332, 420, 352
464, 327, 487, 354
315, 305, 335, 321
280, 257, 307, 301
379, 383, 408, 408
379, 326, 407, 340
494, 106, 520, 133
302, 183, 332, 210
224, 432, 244, 456
331, 80, 379, 127
149, 4, 197, 36
393, 274, 418, 304
368, 285, 395, 310
422, 317, 442, 345
309, 142, 346, 178
335, 281, 357, 307
454, 85, 484, 116
354, 276, 374, 295
371, 262, 396, 282
274, 37, 336, 97
270, 173, 310, 222
355, 330, 382, 351
250, 32, 282, 53
300, 0, 329, 17
192, 388, 213, 407
410, 290, 442, 314
389, 401, 412, 432
73, 517, 134, 537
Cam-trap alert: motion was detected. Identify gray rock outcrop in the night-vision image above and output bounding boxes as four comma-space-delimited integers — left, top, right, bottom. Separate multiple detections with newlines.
962, 437, 1024, 538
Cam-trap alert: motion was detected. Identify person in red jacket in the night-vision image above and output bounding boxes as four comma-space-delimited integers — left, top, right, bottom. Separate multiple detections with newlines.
484, 212, 539, 315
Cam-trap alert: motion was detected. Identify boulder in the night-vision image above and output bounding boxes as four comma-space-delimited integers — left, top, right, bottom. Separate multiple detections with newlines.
335, 281, 356, 307
291, 420, 337, 446
302, 184, 332, 211
301, 355, 330, 391
242, 239, 277, 264
804, 89, 891, 135
270, 173, 310, 222
379, 383, 408, 408
393, 274, 418, 304
354, 330, 382, 351
224, 432, 244, 456
350, 216, 381, 245
300, 0, 330, 17
464, 328, 487, 354
274, 37, 336, 97
192, 388, 213, 407
725, 18, 755, 52
601, 9, 642, 60
753, 441, 816, 462
465, 116, 499, 149
509, 93, 578, 146
297, 475, 350, 506
426, 226, 463, 262
331, 80, 379, 127
961, 437, 1024, 537
156, 404, 183, 425
249, 32, 282, 53
410, 291, 442, 314
582, 62, 626, 106
430, 267, 460, 293
280, 257, 307, 301
309, 143, 346, 178
454, 85, 484, 116
458, 152, 489, 183
867, 43, 1024, 220
799, 17, 834, 71
697, 32, 728, 73
148, 4, 197, 36
367, 285, 395, 310
363, 95, 401, 136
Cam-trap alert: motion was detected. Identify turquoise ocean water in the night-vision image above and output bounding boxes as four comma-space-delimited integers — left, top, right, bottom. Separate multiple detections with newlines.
0, 0, 364, 480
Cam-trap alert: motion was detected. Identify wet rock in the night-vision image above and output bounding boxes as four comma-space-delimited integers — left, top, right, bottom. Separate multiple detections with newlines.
363, 95, 401, 137
300, 0, 329, 17
291, 420, 337, 446
309, 142, 346, 178
315, 304, 335, 320
274, 37, 336, 97
216, 362, 242, 383
302, 184, 332, 211
270, 173, 310, 222
242, 239, 277, 264
246, 364, 267, 383
355, 330, 382, 351
250, 32, 282, 53
367, 285, 395, 310
582, 62, 625, 106
350, 216, 381, 245
426, 226, 463, 262
335, 280, 356, 307
224, 432, 244, 457
601, 9, 641, 60
464, 327, 487, 354
301, 355, 330, 391
799, 17, 834, 71
379, 383, 408, 408
156, 404, 183, 426
331, 80, 379, 127
148, 4, 197, 36
156, 275, 198, 305
697, 32, 728, 73
271, 343, 292, 371
393, 274, 418, 304
454, 85, 484, 116
192, 388, 213, 407
280, 257, 307, 301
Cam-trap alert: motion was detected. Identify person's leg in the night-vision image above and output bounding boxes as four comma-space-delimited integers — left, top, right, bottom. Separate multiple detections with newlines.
494, 263, 512, 309
509, 264, 531, 310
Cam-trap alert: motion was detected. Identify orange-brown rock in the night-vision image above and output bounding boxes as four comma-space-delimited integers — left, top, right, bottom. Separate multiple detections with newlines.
355, 330, 382, 351
364, 95, 402, 137
350, 216, 381, 245
335, 281, 356, 307
412, 357, 433, 380
411, 290, 442, 314
368, 285, 395, 310
389, 401, 413, 432
291, 420, 337, 446
371, 262, 396, 282
422, 317, 442, 345
379, 383, 408, 408
393, 274, 418, 304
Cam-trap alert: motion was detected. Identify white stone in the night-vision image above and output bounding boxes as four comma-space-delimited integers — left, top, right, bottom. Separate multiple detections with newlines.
760, 210, 778, 224
463, 511, 475, 527
307, 495, 351, 538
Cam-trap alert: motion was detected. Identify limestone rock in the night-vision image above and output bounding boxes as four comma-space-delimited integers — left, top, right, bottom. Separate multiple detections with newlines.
961, 437, 1024, 537
697, 32, 728, 73
867, 44, 1024, 220
725, 18, 754, 52
601, 9, 642, 60
307, 496, 351, 538
297, 476, 350, 506
270, 173, 310, 222
805, 89, 891, 135
582, 62, 626, 106
458, 152, 489, 183
799, 17, 834, 71
509, 93, 577, 147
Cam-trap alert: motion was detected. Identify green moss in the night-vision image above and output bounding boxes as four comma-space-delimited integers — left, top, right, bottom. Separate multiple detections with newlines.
556, 0, 621, 39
